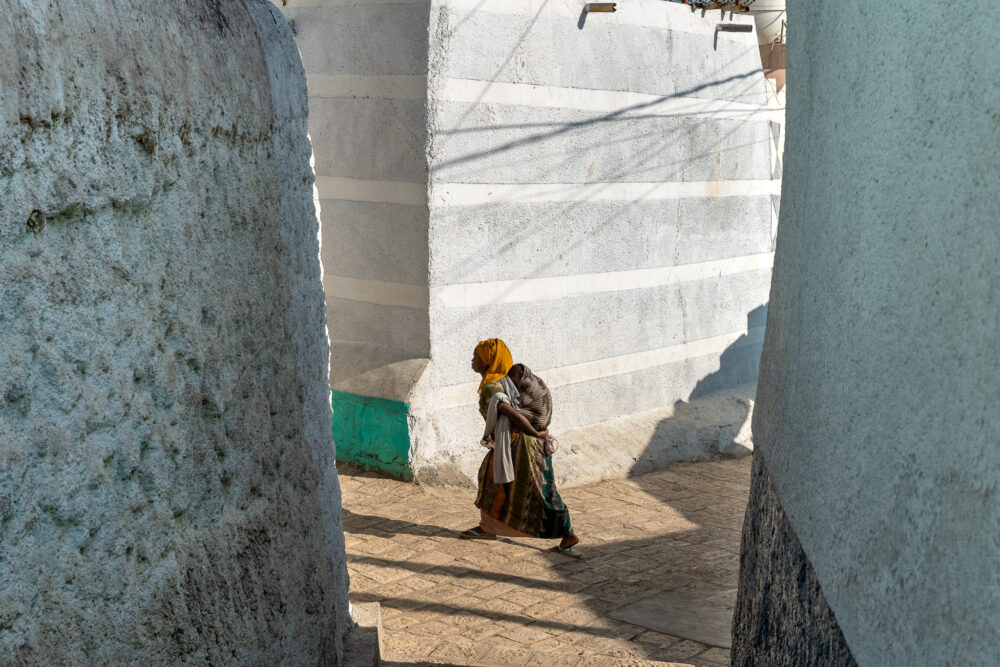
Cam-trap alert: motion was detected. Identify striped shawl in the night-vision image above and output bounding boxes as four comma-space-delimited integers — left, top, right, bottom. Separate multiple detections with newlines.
515, 365, 552, 431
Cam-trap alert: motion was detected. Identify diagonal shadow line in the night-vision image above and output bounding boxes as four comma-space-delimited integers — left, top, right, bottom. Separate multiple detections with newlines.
359, 592, 648, 641
350, 553, 582, 593
432, 69, 764, 171
436, 141, 772, 302
437, 94, 772, 138
438, 75, 770, 136
442, 0, 552, 134
342, 509, 456, 538
341, 460, 750, 662
437, 69, 767, 146
448, 0, 491, 32
436, 78, 774, 291
436, 129, 773, 186
435, 71, 769, 162
437, 108, 770, 135
433, 111, 768, 226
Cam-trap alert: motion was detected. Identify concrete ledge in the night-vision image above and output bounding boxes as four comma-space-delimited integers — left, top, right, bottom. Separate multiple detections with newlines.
554, 386, 755, 488
413, 386, 754, 489
331, 359, 431, 479
344, 601, 383, 666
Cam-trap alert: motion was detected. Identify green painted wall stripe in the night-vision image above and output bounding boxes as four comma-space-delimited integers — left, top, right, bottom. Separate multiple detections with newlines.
331, 390, 413, 480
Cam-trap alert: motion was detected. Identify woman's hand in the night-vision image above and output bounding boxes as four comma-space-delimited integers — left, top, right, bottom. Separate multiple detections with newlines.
497, 402, 545, 439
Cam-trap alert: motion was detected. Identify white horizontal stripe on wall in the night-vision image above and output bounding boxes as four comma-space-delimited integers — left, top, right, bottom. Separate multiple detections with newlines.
432, 252, 774, 308
419, 325, 767, 410
324, 253, 772, 308
315, 177, 778, 206
305, 74, 769, 117
303, 74, 768, 118
429, 180, 781, 207
437, 77, 768, 118
315, 176, 426, 206
307, 74, 425, 100
324, 274, 430, 308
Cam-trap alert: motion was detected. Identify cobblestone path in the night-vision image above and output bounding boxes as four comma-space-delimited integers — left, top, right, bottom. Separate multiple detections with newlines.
340, 456, 751, 666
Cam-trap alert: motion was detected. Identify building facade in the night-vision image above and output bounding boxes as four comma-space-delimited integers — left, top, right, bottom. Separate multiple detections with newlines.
279, 0, 780, 485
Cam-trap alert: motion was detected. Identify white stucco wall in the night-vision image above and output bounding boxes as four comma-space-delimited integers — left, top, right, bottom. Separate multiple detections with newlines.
279, 0, 776, 486
282, 0, 433, 385
414, 0, 775, 484
753, 2, 1000, 664
0, 1, 350, 662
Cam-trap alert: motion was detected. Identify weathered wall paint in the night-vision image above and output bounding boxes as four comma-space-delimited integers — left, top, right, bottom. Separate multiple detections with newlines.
331, 390, 414, 479
0, 1, 350, 661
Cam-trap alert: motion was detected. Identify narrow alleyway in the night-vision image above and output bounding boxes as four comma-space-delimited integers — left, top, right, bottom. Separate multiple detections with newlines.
340, 456, 751, 666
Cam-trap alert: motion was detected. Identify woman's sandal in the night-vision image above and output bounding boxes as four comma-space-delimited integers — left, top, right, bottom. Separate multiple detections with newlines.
550, 544, 582, 558
459, 527, 497, 540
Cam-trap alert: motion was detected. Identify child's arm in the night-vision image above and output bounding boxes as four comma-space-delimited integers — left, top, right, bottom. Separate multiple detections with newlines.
497, 402, 548, 439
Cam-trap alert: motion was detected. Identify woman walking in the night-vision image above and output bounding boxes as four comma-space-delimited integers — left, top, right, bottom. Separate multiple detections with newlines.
461, 338, 581, 557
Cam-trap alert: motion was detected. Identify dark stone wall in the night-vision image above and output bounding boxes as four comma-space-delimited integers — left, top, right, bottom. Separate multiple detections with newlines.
732, 453, 856, 666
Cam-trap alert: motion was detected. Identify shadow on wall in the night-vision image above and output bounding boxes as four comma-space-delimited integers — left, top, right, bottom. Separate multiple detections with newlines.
627, 304, 767, 478
433, 32, 771, 292
691, 304, 767, 400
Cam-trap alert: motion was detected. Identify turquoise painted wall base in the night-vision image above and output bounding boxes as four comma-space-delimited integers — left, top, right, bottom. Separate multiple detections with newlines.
331, 390, 413, 480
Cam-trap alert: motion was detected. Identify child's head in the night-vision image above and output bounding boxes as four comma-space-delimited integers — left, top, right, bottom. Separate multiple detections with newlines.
508, 363, 525, 388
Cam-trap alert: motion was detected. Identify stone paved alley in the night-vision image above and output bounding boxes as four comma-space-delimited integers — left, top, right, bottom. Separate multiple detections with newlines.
340, 456, 752, 666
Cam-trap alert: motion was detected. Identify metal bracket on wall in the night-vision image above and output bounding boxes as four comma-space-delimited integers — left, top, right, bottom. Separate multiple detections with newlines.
687, 2, 750, 12
716, 23, 753, 32
583, 3, 617, 12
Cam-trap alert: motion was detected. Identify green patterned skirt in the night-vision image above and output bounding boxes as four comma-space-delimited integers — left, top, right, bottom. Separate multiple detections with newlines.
475, 432, 573, 539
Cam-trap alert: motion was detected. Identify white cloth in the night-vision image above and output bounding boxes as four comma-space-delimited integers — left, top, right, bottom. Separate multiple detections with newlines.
480, 376, 520, 484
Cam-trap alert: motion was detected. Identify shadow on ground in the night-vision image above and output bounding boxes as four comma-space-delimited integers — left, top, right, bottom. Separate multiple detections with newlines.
339, 458, 749, 666
338, 301, 765, 665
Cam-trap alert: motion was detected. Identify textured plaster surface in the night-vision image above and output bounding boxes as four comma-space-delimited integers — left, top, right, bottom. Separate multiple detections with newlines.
290, 3, 430, 76
320, 200, 428, 286
429, 103, 771, 184
425, 273, 771, 388
326, 299, 431, 385
433, 6, 765, 105
429, 197, 772, 284
0, 1, 350, 662
310, 98, 427, 182
748, 2, 1000, 663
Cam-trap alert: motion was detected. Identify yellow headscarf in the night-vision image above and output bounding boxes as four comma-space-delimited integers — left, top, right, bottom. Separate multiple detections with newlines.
475, 338, 513, 392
